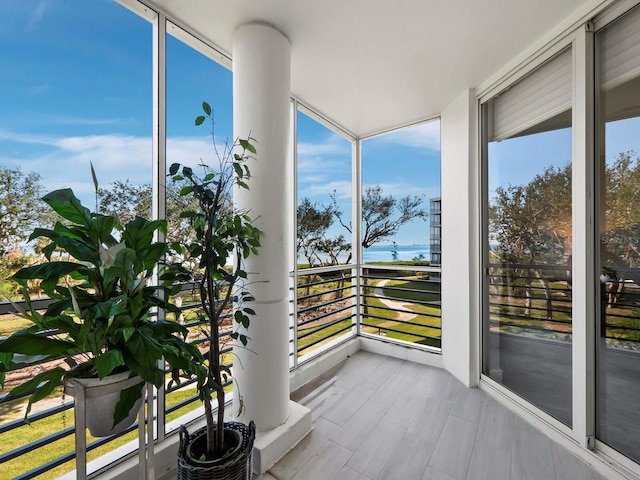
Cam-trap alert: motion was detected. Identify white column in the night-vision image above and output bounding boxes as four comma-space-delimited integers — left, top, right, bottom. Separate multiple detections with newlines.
232, 23, 292, 433
440, 89, 480, 387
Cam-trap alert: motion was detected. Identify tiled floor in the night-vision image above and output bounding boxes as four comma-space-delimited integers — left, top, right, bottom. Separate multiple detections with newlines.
257, 351, 606, 480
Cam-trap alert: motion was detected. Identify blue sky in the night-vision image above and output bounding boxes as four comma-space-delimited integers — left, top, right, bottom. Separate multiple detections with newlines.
0, 0, 440, 250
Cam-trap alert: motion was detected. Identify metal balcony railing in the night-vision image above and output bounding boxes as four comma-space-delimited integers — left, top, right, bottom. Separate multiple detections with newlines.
359, 265, 442, 349
0, 283, 234, 480
1, 263, 444, 478
487, 262, 640, 348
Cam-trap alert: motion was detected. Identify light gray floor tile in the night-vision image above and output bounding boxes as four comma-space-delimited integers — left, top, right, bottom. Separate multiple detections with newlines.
261, 352, 609, 480
330, 398, 388, 452
320, 383, 376, 426
428, 416, 478, 479
551, 442, 605, 480
465, 440, 511, 480
378, 433, 435, 480
346, 414, 410, 479
422, 466, 457, 480
511, 419, 555, 480
450, 386, 486, 424
386, 380, 430, 423
269, 416, 341, 480
427, 369, 464, 400
334, 466, 375, 480
476, 396, 515, 451
371, 373, 411, 407
289, 441, 352, 480
406, 395, 454, 444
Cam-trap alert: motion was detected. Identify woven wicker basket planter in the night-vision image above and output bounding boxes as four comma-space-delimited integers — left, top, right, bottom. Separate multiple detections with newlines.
177, 421, 256, 480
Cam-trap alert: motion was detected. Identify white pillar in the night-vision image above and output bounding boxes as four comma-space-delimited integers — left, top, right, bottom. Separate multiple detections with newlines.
232, 23, 292, 433
441, 89, 480, 387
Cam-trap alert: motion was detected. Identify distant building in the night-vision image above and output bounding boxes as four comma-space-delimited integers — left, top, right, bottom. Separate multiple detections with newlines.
430, 197, 441, 266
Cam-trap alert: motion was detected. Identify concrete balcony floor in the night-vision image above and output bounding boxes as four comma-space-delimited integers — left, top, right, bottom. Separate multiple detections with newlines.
255, 351, 605, 480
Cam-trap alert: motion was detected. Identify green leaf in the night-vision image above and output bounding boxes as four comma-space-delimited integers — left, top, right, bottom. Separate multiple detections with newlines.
0, 332, 74, 356
2, 368, 67, 421
113, 380, 144, 428
95, 350, 125, 378
233, 162, 243, 179
180, 185, 193, 196
169, 163, 180, 175
42, 189, 92, 226
202, 101, 211, 115
195, 115, 205, 126
12, 261, 79, 282
239, 138, 257, 154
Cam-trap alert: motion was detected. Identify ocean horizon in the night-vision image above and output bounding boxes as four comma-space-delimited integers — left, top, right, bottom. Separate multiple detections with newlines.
298, 243, 430, 264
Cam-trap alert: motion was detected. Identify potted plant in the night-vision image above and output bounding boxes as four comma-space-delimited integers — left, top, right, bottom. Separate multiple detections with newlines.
170, 101, 262, 479
0, 187, 201, 437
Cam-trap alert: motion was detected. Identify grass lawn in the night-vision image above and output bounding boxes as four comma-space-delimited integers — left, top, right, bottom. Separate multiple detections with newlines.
362, 276, 441, 346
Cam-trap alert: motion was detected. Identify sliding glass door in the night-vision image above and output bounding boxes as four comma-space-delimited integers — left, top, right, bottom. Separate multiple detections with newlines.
482, 48, 574, 426
595, 5, 640, 463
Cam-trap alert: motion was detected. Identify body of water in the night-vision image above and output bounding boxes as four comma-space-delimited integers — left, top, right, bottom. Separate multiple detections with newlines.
298, 244, 430, 265
363, 244, 429, 263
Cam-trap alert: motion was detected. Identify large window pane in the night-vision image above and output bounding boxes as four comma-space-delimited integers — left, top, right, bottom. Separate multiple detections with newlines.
483, 49, 573, 426
295, 109, 355, 358
165, 30, 234, 427
359, 122, 442, 347
0, 1, 151, 478
361, 121, 440, 264
296, 110, 352, 267
596, 5, 640, 463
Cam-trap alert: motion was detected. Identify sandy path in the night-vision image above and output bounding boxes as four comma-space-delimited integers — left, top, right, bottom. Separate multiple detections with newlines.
372, 279, 417, 321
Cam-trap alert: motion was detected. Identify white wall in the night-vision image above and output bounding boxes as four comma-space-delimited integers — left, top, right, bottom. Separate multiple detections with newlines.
440, 89, 480, 387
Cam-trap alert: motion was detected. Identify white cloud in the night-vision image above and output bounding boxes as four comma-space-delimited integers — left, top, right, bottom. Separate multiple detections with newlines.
0, 130, 221, 206
299, 180, 352, 201
373, 120, 440, 151
24, 0, 49, 32
362, 182, 439, 201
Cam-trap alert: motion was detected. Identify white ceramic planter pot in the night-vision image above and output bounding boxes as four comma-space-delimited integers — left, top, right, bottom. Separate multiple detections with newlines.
65, 371, 144, 437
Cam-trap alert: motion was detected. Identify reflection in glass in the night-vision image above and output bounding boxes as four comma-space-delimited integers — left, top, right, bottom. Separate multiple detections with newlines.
483, 49, 573, 426
596, 6, 640, 463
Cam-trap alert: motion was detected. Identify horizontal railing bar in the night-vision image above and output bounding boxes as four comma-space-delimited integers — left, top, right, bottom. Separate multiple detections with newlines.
361, 264, 442, 274
0, 426, 75, 463
297, 294, 354, 314
295, 264, 354, 276
297, 305, 354, 328
296, 286, 354, 303
362, 313, 442, 332
297, 325, 354, 353
362, 302, 441, 320
0, 401, 73, 434
360, 321, 440, 342
297, 315, 354, 340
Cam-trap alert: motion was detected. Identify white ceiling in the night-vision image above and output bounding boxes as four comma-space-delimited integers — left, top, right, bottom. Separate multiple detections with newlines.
145, 0, 597, 137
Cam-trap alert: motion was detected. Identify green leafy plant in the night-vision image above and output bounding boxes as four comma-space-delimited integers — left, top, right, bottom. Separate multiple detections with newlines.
169, 101, 262, 460
0, 188, 201, 426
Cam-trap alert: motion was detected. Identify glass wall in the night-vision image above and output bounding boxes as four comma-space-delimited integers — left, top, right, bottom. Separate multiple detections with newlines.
294, 108, 355, 359
361, 121, 440, 265
595, 5, 640, 463
482, 49, 574, 426
296, 110, 352, 267
164, 26, 235, 428
359, 121, 442, 348
0, 1, 152, 477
